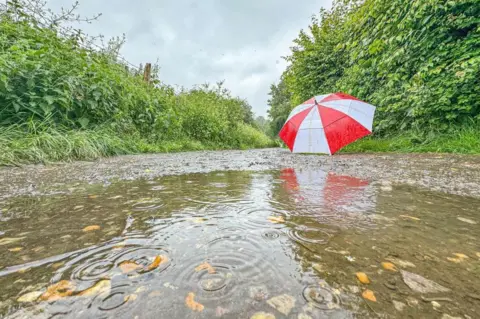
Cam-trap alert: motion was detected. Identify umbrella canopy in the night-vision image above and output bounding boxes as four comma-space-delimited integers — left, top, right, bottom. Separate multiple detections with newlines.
278, 92, 376, 155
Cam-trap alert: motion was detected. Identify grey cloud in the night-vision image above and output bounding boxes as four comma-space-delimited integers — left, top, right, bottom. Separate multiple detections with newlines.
47, 0, 333, 116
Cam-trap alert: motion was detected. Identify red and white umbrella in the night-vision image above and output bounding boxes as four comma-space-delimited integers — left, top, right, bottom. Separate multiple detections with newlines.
278, 92, 376, 155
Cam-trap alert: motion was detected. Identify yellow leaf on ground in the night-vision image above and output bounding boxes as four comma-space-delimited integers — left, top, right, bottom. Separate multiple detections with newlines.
381, 262, 397, 272
251, 312, 276, 319
399, 215, 420, 221
268, 216, 285, 224
146, 255, 168, 271
356, 272, 370, 284
40, 280, 76, 301
83, 225, 101, 232
195, 262, 216, 274
78, 279, 111, 297
185, 292, 204, 312
119, 261, 142, 274
453, 253, 468, 259
362, 289, 377, 302
8, 247, 23, 252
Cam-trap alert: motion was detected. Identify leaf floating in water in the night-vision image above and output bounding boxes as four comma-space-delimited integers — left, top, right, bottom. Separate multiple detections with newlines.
399, 215, 420, 221
78, 279, 111, 297
17, 290, 43, 303
119, 260, 142, 274
124, 293, 137, 302
40, 280, 76, 301
51, 262, 65, 269
88, 195, 98, 199
192, 217, 206, 224
267, 216, 285, 224
146, 255, 168, 271
356, 272, 370, 284
381, 262, 397, 272
250, 312, 276, 319
456, 217, 477, 225
185, 292, 204, 312
0, 237, 26, 246
8, 247, 23, 252
362, 289, 377, 302
401, 270, 450, 294
82, 225, 101, 232
195, 262, 216, 274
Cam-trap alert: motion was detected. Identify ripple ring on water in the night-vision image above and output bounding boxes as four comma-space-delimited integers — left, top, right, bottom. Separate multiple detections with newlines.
302, 285, 341, 310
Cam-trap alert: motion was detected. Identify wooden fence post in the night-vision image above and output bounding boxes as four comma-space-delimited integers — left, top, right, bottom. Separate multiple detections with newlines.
143, 63, 152, 84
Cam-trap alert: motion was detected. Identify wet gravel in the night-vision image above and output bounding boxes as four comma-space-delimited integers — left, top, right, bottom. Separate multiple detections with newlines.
1, 148, 480, 199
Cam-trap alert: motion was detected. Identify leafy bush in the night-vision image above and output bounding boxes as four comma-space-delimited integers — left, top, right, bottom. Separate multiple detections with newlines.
270, 0, 480, 135
0, 1, 272, 164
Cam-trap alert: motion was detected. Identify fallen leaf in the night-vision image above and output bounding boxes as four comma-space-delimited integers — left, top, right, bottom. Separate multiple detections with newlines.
195, 262, 216, 274
251, 312, 275, 319
447, 253, 469, 263
119, 260, 142, 274
124, 293, 137, 302
51, 262, 65, 269
185, 292, 204, 312
356, 272, 370, 284
40, 280, 76, 301
267, 216, 285, 224
362, 289, 377, 302
457, 217, 477, 225
78, 279, 111, 297
82, 225, 101, 232
381, 262, 397, 272
399, 215, 420, 221
266, 294, 296, 316
192, 217, 206, 224
146, 255, 168, 271
0, 237, 26, 246
401, 270, 450, 294
386, 257, 416, 268
17, 291, 43, 303
8, 247, 23, 252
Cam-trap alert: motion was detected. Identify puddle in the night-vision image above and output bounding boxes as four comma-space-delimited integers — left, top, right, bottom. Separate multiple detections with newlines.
0, 169, 479, 318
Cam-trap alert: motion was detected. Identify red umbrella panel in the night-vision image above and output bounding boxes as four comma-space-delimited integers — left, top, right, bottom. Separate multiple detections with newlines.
279, 93, 376, 154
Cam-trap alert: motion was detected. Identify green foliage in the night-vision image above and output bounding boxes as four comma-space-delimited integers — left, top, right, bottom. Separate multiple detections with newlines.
0, 2, 273, 164
271, 0, 480, 134
267, 77, 292, 136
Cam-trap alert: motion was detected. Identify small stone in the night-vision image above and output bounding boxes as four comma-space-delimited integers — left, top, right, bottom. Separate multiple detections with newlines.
267, 294, 296, 316
249, 285, 269, 301
457, 217, 477, 224
392, 300, 406, 312
348, 285, 360, 294
401, 270, 450, 294
406, 296, 419, 307
431, 301, 441, 309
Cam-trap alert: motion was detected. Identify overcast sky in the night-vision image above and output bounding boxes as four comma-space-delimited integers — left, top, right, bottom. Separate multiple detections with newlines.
45, 0, 333, 117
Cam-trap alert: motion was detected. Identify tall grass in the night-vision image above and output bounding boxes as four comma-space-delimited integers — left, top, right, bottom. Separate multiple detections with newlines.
342, 125, 480, 154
